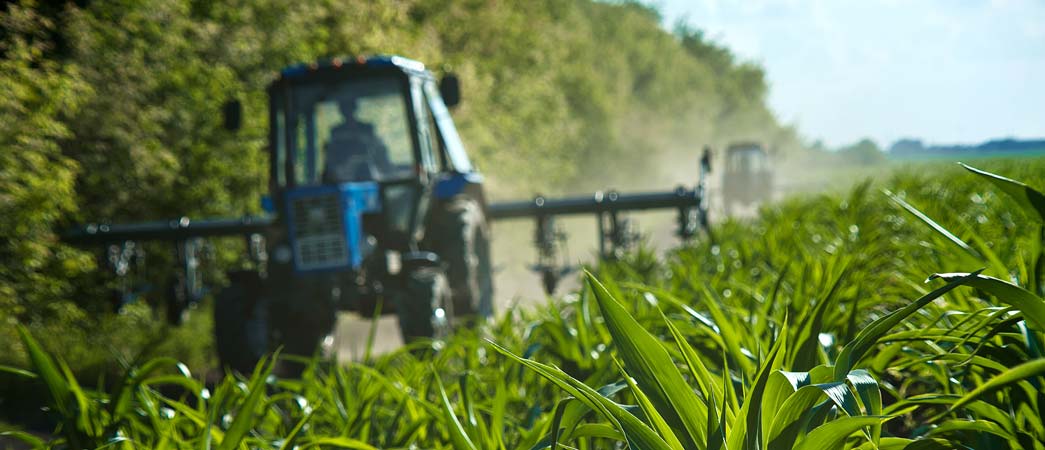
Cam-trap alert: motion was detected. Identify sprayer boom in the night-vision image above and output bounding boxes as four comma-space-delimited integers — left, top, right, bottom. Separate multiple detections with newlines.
486, 148, 712, 294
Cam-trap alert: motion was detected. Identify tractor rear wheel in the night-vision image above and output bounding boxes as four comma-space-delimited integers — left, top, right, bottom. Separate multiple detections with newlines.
437, 197, 494, 322
213, 270, 267, 375
395, 264, 452, 343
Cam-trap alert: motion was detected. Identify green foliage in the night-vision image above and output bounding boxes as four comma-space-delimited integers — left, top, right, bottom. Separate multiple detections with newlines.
0, 0, 801, 377
0, 0, 798, 388
4, 0, 1045, 447
4, 159, 1044, 448
0, 3, 93, 363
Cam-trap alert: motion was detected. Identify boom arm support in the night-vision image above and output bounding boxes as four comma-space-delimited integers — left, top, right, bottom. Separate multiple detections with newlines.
487, 187, 701, 219
486, 150, 712, 294
62, 216, 273, 324
64, 216, 274, 244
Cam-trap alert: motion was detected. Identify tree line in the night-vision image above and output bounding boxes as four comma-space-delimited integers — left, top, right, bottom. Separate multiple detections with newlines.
0, 0, 801, 367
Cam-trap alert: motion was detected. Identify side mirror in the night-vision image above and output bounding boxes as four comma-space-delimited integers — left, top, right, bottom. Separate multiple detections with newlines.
440, 74, 460, 108
222, 99, 242, 132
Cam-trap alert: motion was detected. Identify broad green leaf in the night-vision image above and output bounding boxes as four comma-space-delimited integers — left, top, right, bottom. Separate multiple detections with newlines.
929, 272, 1045, 333
0, 431, 46, 448
0, 365, 38, 379
695, 281, 756, 374
707, 376, 728, 450
297, 437, 378, 449
846, 370, 883, 444
927, 419, 1015, 441
790, 263, 849, 371
110, 357, 185, 421
902, 438, 963, 450
961, 163, 1045, 222
762, 370, 813, 444
766, 384, 831, 450
586, 272, 709, 449
885, 189, 980, 259
834, 270, 983, 378
661, 308, 731, 423
854, 437, 914, 450
616, 359, 686, 450
217, 356, 273, 450
556, 382, 629, 444
727, 328, 787, 450
570, 423, 626, 441
488, 340, 673, 450
16, 325, 70, 416
58, 358, 98, 440
277, 405, 317, 450
794, 416, 889, 450
434, 371, 478, 450
942, 358, 1045, 416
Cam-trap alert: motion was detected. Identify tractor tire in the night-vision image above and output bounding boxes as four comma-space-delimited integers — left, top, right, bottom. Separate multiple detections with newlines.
267, 276, 338, 376
395, 265, 452, 342
437, 197, 494, 322
214, 271, 268, 375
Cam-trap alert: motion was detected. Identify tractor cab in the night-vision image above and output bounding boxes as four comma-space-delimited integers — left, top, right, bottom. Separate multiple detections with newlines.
725, 143, 769, 174
215, 56, 492, 369
722, 142, 773, 213
261, 56, 475, 271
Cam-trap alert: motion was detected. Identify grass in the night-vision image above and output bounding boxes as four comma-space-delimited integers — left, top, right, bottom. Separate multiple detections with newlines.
2, 157, 1044, 449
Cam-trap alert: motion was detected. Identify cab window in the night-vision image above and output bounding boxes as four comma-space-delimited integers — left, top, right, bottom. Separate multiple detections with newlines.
412, 77, 440, 174
282, 76, 416, 185
423, 81, 472, 173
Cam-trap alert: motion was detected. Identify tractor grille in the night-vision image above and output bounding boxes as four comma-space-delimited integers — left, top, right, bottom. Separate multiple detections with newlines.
289, 193, 349, 270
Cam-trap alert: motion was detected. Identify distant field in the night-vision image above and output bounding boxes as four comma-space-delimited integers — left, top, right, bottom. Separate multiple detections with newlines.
4, 157, 1044, 449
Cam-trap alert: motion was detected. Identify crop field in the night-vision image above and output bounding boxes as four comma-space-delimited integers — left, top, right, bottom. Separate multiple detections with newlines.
4, 158, 1045, 449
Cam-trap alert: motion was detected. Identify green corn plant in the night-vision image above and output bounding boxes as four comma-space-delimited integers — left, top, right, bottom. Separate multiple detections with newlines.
2, 159, 1043, 449
490, 270, 1001, 450
873, 164, 1045, 448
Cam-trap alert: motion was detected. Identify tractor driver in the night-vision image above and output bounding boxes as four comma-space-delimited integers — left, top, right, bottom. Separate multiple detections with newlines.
323, 96, 393, 183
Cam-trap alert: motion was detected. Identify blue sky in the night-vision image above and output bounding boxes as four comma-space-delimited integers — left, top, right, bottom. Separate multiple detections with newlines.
651, 0, 1045, 148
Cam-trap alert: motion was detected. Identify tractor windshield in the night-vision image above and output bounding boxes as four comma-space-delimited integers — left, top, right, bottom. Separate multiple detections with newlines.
283, 77, 415, 185
727, 147, 768, 173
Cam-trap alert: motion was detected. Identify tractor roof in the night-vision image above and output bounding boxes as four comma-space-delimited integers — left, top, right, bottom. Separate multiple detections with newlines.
277, 55, 430, 82
726, 142, 767, 154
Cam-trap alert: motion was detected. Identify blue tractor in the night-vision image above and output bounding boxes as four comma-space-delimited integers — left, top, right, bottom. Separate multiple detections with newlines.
67, 55, 711, 374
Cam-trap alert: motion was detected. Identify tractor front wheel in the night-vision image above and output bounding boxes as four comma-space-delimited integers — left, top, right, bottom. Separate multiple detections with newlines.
213, 270, 268, 375
394, 264, 452, 343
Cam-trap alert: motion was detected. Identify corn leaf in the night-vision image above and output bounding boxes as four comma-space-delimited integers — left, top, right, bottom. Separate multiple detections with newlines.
433, 370, 478, 450
834, 270, 983, 378
488, 339, 673, 450
794, 416, 889, 450
929, 272, 1045, 333
961, 163, 1045, 223
586, 271, 709, 449
885, 189, 980, 259
217, 356, 273, 450
942, 358, 1045, 416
